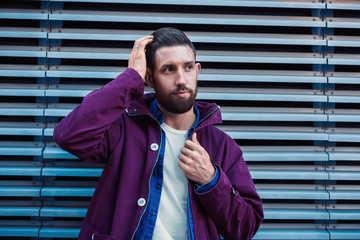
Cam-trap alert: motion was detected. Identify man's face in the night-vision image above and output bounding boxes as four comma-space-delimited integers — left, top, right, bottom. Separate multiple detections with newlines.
149, 45, 201, 114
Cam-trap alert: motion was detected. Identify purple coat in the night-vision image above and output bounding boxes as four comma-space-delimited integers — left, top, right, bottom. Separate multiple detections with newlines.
54, 68, 263, 240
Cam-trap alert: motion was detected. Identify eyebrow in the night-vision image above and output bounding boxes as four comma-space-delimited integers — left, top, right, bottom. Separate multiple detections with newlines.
160, 64, 174, 69
184, 60, 195, 65
160, 61, 195, 69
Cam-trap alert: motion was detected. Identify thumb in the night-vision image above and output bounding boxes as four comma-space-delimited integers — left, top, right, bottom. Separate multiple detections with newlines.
191, 132, 199, 144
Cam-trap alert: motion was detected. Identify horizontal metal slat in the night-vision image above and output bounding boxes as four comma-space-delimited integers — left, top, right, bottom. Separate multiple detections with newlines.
0, 226, 40, 237
49, 10, 325, 27
44, 108, 72, 117
327, 35, 360, 47
250, 170, 328, 180
0, 27, 48, 39
38, 207, 336, 220
0, 127, 43, 136
225, 131, 327, 141
221, 112, 327, 122
42, 167, 102, 177
43, 147, 77, 159
328, 114, 360, 123
329, 230, 360, 240
327, 0, 360, 10
0, 46, 47, 58
253, 229, 329, 240
47, 65, 327, 83
0, 147, 43, 156
214, 124, 327, 141
0, 9, 49, 20
197, 92, 326, 102
45, 86, 327, 102
0, 84, 45, 97
0, 122, 45, 136
328, 152, 360, 161
197, 69, 326, 83
329, 172, 360, 181
328, 133, 360, 142
47, 47, 326, 64
45, 89, 92, 97
329, 191, 360, 200
41, 187, 95, 197
327, 54, 360, 66
40, 207, 87, 217
46, 68, 119, 79
258, 189, 329, 200
264, 209, 329, 220
0, 105, 44, 117
328, 90, 360, 103
39, 227, 80, 238
0, 187, 41, 197
45, 104, 329, 121
0, 207, 40, 217
49, 28, 327, 46
0, 167, 42, 176
49, 0, 326, 9
327, 18, 360, 29
44, 146, 332, 162
0, 65, 46, 78
329, 211, 360, 220
326, 72, 360, 83
244, 151, 328, 162
327, 166, 360, 180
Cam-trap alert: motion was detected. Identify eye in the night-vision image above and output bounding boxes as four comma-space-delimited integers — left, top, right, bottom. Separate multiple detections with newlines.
185, 65, 193, 70
164, 66, 174, 73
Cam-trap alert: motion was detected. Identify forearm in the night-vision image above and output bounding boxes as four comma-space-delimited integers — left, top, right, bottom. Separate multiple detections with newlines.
53, 68, 144, 161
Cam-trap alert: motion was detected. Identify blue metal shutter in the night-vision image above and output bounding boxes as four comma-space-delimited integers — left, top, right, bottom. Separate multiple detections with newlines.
0, 0, 359, 239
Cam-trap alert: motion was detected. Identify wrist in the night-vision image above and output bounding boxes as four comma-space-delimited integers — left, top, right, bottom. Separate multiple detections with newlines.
196, 166, 220, 193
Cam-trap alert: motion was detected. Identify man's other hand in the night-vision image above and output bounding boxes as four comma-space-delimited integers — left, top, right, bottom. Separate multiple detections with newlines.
179, 132, 216, 186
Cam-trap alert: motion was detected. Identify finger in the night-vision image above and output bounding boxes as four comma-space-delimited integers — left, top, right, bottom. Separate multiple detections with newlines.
178, 153, 190, 164
130, 36, 153, 56
184, 140, 197, 152
191, 132, 199, 144
180, 147, 193, 157
133, 35, 154, 50
178, 160, 188, 172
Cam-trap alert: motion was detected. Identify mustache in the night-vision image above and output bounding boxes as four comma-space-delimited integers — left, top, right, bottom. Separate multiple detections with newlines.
171, 85, 193, 94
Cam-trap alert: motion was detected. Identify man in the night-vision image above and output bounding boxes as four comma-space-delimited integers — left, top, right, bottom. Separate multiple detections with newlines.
54, 27, 263, 240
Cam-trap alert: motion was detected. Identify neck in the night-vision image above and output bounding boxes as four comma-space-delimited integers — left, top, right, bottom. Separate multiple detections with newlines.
158, 105, 196, 131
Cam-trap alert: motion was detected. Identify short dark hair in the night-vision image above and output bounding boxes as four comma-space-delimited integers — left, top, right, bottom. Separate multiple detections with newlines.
146, 27, 196, 71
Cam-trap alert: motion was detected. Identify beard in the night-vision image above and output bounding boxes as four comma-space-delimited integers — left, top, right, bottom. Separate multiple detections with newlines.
155, 84, 197, 114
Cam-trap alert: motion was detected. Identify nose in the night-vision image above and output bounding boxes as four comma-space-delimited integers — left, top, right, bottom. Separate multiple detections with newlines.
175, 69, 186, 86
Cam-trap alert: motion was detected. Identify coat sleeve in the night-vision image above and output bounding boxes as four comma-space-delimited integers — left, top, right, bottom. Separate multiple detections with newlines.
195, 134, 264, 240
53, 68, 144, 163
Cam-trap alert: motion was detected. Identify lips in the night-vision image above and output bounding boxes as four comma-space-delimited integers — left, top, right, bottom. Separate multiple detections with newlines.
175, 91, 189, 98
172, 86, 192, 97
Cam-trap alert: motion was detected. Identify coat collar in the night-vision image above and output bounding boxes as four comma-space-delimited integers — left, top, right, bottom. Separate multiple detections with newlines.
126, 93, 222, 129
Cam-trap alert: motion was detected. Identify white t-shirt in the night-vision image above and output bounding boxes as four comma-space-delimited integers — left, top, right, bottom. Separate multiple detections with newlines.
152, 123, 189, 240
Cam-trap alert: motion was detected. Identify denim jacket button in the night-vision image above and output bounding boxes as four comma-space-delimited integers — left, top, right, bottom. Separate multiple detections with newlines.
150, 143, 159, 151
137, 198, 146, 207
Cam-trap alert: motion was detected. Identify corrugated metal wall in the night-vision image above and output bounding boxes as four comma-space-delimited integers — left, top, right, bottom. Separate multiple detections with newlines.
0, 0, 360, 239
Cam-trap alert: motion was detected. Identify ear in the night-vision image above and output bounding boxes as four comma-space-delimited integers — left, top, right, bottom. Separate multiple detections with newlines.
145, 68, 154, 88
195, 62, 201, 78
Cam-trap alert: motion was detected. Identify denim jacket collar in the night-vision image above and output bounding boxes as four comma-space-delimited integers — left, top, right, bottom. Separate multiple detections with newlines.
149, 99, 200, 138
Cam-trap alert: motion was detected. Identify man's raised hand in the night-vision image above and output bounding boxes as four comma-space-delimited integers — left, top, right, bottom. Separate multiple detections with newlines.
128, 35, 154, 80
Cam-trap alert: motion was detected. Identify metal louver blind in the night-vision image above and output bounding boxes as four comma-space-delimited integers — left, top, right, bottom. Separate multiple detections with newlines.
0, 0, 360, 239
